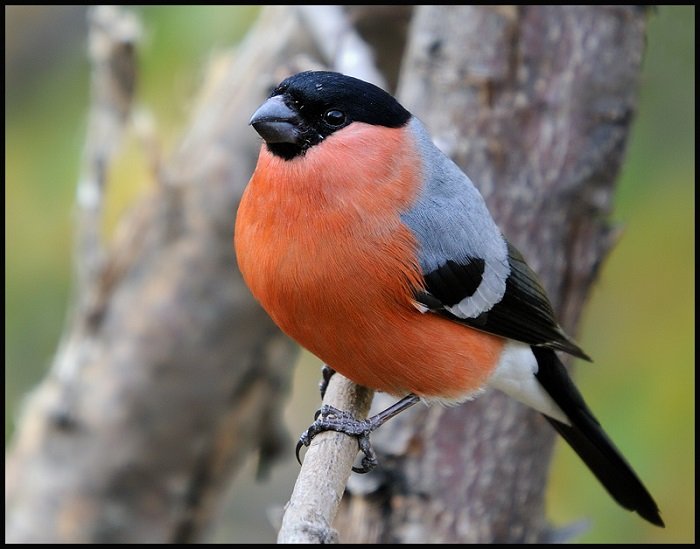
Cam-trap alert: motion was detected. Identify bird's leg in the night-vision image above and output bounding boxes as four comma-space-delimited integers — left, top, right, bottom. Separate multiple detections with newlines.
319, 364, 336, 400
296, 394, 421, 473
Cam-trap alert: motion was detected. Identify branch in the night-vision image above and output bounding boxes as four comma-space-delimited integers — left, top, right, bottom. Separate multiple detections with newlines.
75, 5, 139, 298
277, 375, 374, 543
54, 6, 140, 391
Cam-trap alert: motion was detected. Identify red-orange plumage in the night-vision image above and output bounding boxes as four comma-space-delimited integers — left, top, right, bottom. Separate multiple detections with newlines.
235, 123, 504, 400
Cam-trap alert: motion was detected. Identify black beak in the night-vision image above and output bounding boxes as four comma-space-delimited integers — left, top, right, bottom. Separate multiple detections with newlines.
249, 95, 302, 145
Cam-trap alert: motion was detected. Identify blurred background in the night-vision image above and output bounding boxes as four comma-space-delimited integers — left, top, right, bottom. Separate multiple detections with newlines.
5, 5, 694, 544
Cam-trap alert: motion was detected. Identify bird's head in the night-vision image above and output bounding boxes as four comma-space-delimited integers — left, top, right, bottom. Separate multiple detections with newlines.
249, 71, 410, 161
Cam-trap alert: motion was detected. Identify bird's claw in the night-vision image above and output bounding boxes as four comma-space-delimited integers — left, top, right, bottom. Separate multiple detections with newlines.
295, 404, 379, 473
353, 433, 378, 473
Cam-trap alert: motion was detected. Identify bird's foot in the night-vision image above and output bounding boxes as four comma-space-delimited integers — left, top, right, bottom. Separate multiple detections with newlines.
296, 404, 379, 473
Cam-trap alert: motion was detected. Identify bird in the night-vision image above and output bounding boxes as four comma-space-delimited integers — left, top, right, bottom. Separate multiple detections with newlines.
234, 70, 663, 527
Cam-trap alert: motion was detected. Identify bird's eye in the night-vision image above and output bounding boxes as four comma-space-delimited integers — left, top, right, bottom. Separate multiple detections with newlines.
322, 109, 346, 127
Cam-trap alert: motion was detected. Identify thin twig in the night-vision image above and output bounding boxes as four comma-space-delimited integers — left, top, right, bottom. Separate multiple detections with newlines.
277, 374, 374, 543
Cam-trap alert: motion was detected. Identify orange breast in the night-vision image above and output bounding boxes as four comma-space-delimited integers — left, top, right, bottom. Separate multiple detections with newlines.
235, 123, 504, 399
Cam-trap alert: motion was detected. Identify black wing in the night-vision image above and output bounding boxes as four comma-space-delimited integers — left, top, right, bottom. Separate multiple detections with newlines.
416, 241, 591, 361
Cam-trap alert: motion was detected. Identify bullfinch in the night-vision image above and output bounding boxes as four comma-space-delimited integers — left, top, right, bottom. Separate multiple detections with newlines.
234, 71, 663, 527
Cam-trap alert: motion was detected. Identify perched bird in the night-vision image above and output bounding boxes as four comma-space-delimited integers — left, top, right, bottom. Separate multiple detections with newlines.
234, 71, 663, 527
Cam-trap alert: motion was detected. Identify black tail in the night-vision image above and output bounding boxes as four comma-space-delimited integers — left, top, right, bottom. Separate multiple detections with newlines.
532, 346, 664, 527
